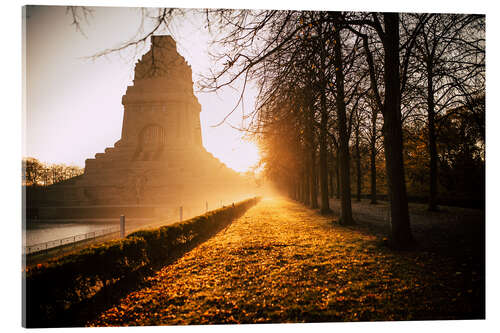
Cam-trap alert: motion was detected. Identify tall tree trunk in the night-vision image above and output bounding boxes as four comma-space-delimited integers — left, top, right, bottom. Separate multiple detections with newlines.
370, 129, 378, 204
310, 149, 319, 208
300, 169, 307, 204
319, 89, 331, 214
335, 150, 341, 199
295, 178, 301, 202
355, 125, 362, 202
329, 169, 335, 198
301, 134, 311, 206
315, 163, 320, 206
306, 101, 319, 209
318, 49, 331, 214
382, 13, 414, 249
370, 106, 378, 204
427, 63, 438, 211
303, 151, 311, 206
295, 181, 299, 200
332, 14, 353, 224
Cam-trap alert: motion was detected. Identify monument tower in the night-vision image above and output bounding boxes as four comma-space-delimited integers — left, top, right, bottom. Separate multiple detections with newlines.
116, 35, 203, 156
36, 36, 252, 218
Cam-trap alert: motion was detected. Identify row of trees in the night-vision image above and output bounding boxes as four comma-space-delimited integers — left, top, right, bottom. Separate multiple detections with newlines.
66, 7, 485, 249
23, 157, 84, 187
196, 10, 484, 249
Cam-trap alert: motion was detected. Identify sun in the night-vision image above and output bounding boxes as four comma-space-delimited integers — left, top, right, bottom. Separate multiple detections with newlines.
204, 135, 260, 174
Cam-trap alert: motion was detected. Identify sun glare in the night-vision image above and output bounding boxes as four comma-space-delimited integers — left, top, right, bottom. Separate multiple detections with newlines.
207, 139, 260, 174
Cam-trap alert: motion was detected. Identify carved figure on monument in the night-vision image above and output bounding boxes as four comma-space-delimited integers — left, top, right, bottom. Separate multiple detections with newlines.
134, 174, 148, 204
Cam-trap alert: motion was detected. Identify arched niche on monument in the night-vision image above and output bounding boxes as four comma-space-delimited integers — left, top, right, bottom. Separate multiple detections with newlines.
139, 124, 166, 147
132, 124, 167, 161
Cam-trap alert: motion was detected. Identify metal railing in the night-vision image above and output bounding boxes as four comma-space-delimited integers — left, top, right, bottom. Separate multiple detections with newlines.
24, 199, 237, 256
24, 226, 120, 255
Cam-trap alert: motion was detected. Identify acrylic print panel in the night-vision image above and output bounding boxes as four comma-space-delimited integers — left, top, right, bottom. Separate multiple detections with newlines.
22, 3, 485, 329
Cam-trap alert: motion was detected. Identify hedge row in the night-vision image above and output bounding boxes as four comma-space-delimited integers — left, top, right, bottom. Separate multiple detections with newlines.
24, 197, 260, 328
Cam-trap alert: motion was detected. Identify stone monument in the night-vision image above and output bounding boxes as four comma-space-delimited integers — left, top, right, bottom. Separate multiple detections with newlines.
32, 36, 254, 219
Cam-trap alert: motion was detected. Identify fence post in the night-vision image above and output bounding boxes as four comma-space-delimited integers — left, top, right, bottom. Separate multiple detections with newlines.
180, 206, 183, 222
206, 201, 208, 213
120, 215, 126, 238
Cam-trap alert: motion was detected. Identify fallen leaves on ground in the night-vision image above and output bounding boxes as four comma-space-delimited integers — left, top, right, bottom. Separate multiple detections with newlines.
88, 197, 483, 326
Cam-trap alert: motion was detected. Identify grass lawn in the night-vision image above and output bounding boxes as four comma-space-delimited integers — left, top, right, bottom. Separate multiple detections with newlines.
88, 197, 484, 326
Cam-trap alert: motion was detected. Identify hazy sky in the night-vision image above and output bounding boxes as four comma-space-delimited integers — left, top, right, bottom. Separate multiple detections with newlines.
24, 5, 260, 172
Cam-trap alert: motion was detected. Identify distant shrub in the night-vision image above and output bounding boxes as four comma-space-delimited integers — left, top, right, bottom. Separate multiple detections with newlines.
25, 197, 260, 327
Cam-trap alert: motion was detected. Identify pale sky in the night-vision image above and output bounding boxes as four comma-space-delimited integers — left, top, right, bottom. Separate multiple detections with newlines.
24, 5, 260, 173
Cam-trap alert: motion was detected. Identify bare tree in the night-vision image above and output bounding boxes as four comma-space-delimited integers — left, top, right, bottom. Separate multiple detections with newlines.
409, 14, 485, 210
345, 12, 430, 249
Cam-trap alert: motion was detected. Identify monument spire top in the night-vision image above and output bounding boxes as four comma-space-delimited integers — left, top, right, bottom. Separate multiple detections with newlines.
134, 34, 189, 81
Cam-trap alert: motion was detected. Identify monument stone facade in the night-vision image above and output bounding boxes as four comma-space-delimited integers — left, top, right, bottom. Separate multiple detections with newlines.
35, 36, 253, 218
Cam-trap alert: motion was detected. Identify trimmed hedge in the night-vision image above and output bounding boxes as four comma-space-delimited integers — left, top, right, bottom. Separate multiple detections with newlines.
25, 197, 260, 327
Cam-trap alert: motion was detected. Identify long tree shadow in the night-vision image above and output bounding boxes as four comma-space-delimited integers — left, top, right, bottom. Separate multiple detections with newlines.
37, 210, 247, 328
321, 199, 485, 319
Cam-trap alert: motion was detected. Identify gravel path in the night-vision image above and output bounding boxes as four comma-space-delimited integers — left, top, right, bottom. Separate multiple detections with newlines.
328, 198, 484, 258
